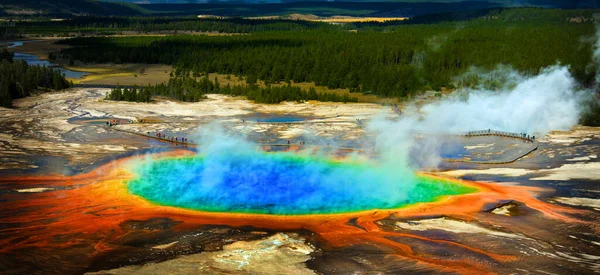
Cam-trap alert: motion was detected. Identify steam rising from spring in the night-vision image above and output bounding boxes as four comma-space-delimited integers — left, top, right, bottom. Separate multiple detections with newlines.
368, 64, 588, 169
128, 124, 477, 214
402, 66, 583, 134
130, 28, 595, 213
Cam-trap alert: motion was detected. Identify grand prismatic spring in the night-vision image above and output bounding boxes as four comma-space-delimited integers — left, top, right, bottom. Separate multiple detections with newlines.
127, 153, 476, 215
2, 142, 596, 274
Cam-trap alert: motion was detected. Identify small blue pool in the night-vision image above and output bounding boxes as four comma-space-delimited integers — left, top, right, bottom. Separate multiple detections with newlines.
244, 113, 309, 123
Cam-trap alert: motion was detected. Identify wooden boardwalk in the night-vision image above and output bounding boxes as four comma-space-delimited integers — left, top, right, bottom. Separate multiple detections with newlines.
108, 126, 197, 147
442, 130, 538, 164
108, 125, 538, 164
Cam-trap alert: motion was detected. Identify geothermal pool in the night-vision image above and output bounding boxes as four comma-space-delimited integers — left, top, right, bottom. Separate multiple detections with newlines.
127, 153, 476, 215
243, 113, 309, 123
1, 147, 594, 275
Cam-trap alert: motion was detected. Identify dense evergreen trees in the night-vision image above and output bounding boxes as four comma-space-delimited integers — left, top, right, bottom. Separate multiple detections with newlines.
218, 83, 357, 104
0, 49, 72, 108
0, 49, 13, 62
106, 76, 357, 104
106, 77, 211, 102
56, 18, 595, 98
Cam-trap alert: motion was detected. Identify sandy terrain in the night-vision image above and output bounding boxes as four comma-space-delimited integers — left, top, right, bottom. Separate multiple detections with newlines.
394, 217, 531, 240
442, 162, 600, 181
541, 126, 600, 144
87, 233, 315, 275
552, 197, 600, 210
0, 88, 388, 172
2, 87, 599, 177
442, 127, 600, 178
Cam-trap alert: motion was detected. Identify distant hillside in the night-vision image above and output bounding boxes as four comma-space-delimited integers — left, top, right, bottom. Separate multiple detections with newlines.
0, 0, 147, 17
139, 1, 501, 17
2, 0, 600, 18
0, 1, 506, 18
99, 0, 600, 8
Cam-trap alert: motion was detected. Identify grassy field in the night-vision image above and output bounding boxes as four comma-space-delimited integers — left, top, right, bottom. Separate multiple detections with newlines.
67, 64, 172, 85
249, 14, 408, 23
317, 17, 408, 23
206, 73, 399, 104
65, 62, 398, 103
72, 69, 399, 103
1, 39, 168, 85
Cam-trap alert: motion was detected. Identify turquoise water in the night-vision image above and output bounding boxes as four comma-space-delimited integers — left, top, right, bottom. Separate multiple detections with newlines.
245, 113, 308, 123
127, 153, 476, 215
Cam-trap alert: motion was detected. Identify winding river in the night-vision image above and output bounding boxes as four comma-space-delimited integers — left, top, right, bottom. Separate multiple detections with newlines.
2, 40, 90, 79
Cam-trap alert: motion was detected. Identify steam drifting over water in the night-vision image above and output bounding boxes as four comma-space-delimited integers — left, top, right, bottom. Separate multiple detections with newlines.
128, 125, 475, 214
400, 66, 586, 135
368, 64, 590, 169
128, 62, 592, 214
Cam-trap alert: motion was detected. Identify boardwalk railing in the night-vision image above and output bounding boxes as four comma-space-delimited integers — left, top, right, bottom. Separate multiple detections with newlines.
108, 126, 197, 147
443, 129, 539, 164
463, 129, 535, 142
107, 124, 538, 164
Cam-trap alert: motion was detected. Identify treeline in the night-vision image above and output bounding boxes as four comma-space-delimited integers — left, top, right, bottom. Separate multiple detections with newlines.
56, 17, 595, 98
14, 17, 336, 36
106, 76, 357, 104
106, 77, 212, 102
0, 49, 72, 108
218, 83, 358, 104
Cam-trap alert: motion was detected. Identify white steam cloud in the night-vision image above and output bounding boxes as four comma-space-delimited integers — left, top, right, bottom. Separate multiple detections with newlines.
415, 66, 585, 134
367, 65, 589, 170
